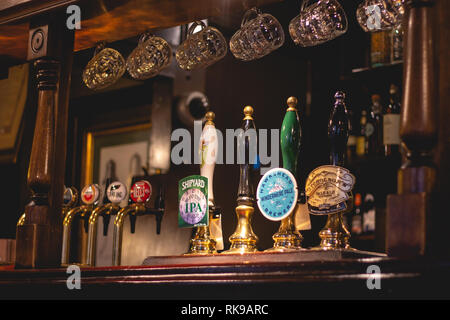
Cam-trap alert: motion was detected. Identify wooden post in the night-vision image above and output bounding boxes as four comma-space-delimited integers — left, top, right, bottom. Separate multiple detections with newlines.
386, 0, 438, 257
15, 13, 74, 268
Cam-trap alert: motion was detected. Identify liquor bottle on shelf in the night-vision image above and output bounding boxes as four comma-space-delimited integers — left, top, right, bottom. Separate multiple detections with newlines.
366, 94, 383, 156
347, 109, 357, 163
362, 193, 376, 236
370, 31, 391, 67
356, 110, 367, 157
351, 193, 363, 236
383, 84, 401, 157
391, 23, 403, 63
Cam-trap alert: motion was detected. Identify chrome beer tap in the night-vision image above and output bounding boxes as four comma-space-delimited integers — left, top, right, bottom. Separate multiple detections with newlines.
86, 181, 127, 266
61, 184, 101, 266
112, 179, 165, 266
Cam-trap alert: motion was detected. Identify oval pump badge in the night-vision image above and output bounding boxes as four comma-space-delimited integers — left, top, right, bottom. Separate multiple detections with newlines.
81, 184, 100, 205
106, 181, 127, 204
130, 180, 152, 203
256, 168, 298, 221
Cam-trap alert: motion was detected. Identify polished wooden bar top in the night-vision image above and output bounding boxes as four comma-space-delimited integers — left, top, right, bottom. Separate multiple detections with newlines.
0, 251, 449, 299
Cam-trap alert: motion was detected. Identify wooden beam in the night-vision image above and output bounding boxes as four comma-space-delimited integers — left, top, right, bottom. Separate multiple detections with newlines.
15, 13, 74, 269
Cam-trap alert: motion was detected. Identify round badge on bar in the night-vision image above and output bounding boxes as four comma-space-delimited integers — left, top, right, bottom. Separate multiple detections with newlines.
130, 180, 152, 203
256, 168, 298, 221
106, 181, 127, 204
81, 184, 101, 205
63, 186, 78, 207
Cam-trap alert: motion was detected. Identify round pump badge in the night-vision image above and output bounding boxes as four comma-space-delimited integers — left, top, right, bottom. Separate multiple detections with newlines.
106, 181, 127, 204
81, 184, 100, 205
130, 180, 152, 203
179, 188, 207, 225
256, 168, 298, 221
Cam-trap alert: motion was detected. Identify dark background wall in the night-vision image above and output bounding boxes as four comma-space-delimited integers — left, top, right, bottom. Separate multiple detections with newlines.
0, 0, 408, 255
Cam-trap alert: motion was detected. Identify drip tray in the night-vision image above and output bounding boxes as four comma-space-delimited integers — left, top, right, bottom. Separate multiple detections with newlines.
142, 248, 387, 267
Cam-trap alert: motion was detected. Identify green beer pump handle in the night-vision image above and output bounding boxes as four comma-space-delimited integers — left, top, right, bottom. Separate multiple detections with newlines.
281, 97, 301, 177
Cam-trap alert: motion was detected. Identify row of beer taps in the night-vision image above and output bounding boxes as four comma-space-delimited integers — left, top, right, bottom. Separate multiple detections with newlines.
18, 177, 165, 267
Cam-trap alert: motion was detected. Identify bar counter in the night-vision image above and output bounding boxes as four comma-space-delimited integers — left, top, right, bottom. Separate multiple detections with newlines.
1, 252, 449, 299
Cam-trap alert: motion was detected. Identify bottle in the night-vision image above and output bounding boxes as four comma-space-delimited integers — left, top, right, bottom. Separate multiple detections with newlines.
347, 109, 357, 164
362, 193, 376, 235
383, 84, 401, 156
391, 23, 403, 63
356, 110, 367, 157
351, 193, 363, 236
371, 31, 391, 67
366, 94, 383, 156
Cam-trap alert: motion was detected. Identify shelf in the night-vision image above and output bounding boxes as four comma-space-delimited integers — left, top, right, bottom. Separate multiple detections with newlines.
340, 61, 403, 82
351, 61, 403, 74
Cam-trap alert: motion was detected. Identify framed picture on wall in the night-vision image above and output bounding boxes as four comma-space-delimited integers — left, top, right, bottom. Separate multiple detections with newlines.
82, 123, 152, 204
0, 64, 29, 164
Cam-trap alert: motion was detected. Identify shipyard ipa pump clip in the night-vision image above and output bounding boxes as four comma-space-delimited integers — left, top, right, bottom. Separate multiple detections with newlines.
306, 91, 356, 250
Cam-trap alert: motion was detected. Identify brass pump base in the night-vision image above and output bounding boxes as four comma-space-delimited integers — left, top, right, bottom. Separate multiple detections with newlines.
311, 213, 351, 251
185, 225, 217, 255
265, 214, 304, 252
222, 205, 258, 254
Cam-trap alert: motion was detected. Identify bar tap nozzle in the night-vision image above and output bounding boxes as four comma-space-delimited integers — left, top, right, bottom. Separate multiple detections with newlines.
86, 181, 127, 266
61, 184, 101, 266
112, 180, 157, 266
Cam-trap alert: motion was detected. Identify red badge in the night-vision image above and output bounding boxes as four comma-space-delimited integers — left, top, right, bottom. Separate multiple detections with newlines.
81, 184, 99, 205
130, 180, 152, 203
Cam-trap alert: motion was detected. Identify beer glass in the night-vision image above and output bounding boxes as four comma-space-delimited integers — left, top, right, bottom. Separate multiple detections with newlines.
126, 32, 172, 80
176, 21, 227, 71
356, 0, 403, 32
230, 8, 285, 61
289, 0, 348, 47
82, 42, 126, 90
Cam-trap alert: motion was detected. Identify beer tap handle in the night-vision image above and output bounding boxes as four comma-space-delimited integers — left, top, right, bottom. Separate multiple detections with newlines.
200, 111, 218, 207
281, 96, 301, 176
328, 91, 351, 167
237, 106, 257, 206
154, 185, 165, 235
